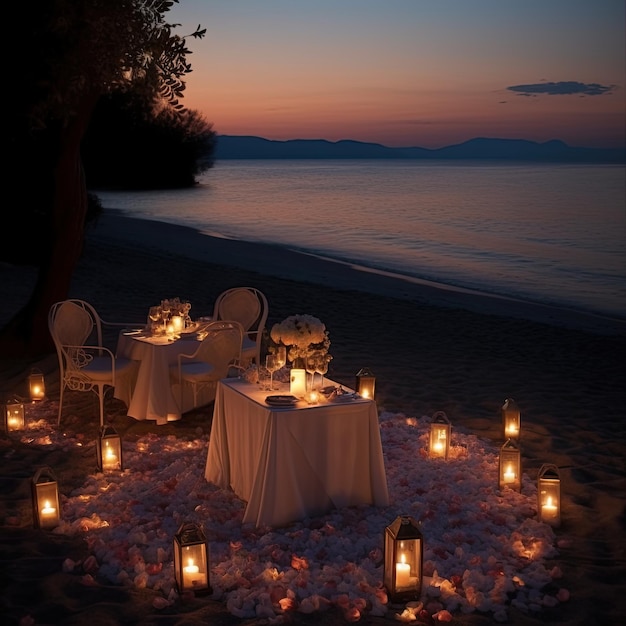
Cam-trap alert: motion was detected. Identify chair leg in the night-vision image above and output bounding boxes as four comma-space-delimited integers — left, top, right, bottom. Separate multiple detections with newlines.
57, 384, 65, 427
98, 384, 105, 428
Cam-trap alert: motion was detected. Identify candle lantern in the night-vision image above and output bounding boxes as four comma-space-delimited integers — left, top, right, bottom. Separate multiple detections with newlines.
5, 398, 25, 431
31, 466, 61, 529
499, 438, 521, 491
28, 369, 46, 402
97, 425, 123, 472
383, 515, 423, 603
537, 463, 561, 527
355, 367, 376, 399
173, 522, 211, 595
171, 314, 185, 334
429, 411, 451, 459
502, 397, 521, 439
290, 366, 306, 398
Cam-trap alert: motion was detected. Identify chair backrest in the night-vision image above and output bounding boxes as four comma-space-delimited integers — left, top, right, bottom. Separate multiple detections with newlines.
49, 300, 103, 348
212, 287, 268, 335
194, 321, 244, 379
48, 300, 106, 377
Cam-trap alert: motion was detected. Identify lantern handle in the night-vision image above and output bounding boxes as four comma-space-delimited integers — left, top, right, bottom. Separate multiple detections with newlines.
538, 463, 560, 478
32, 465, 58, 483
431, 410, 450, 424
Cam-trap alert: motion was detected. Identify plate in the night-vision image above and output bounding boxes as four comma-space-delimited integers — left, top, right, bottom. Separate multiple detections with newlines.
330, 392, 358, 403
265, 395, 299, 407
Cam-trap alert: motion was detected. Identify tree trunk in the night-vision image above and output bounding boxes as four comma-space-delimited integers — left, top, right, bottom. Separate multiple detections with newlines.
0, 96, 98, 359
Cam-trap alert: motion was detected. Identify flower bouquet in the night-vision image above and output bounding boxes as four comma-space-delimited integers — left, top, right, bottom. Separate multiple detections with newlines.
147, 298, 192, 335
270, 314, 332, 366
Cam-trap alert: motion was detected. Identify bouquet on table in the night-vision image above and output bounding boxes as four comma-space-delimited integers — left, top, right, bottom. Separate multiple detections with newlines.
147, 298, 192, 335
270, 314, 332, 366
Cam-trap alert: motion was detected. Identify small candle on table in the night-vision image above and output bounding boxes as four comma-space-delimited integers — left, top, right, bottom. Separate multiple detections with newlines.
171, 315, 184, 333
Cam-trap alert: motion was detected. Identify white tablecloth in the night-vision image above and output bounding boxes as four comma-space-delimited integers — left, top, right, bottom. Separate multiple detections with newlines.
205, 378, 389, 527
115, 332, 214, 424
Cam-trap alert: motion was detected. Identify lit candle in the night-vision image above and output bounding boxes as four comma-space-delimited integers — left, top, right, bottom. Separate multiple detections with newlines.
396, 556, 410, 588
503, 463, 516, 483
171, 315, 184, 333
307, 391, 319, 405
541, 496, 558, 518
290, 368, 306, 398
41, 500, 56, 516
103, 443, 119, 470
183, 558, 200, 587
505, 424, 519, 437
361, 389, 370, 399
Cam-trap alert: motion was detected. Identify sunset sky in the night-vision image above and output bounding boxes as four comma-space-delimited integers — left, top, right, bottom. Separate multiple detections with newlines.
168, 0, 625, 149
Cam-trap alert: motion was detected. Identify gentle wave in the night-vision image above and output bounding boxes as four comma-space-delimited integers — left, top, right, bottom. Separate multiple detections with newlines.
94, 160, 626, 320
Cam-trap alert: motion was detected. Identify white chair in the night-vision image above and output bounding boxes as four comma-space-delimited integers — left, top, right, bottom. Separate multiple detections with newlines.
212, 287, 268, 366
170, 320, 244, 412
48, 299, 138, 427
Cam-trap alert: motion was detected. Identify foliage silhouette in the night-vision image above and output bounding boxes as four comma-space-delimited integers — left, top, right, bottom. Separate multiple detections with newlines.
3, 0, 206, 358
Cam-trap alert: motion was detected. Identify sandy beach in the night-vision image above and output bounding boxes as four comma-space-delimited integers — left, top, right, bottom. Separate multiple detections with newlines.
1, 211, 624, 625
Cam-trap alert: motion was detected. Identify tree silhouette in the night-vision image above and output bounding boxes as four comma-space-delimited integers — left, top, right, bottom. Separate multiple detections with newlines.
82, 92, 216, 189
3, 0, 206, 357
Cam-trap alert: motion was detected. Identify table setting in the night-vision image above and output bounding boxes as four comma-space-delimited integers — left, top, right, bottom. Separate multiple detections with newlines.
113, 298, 216, 423
205, 313, 389, 527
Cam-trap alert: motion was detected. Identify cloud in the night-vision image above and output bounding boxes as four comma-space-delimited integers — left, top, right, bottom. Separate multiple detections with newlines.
506, 81, 615, 96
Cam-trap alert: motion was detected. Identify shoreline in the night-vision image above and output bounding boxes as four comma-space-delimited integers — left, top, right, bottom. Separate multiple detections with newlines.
1, 208, 625, 625
90, 210, 625, 337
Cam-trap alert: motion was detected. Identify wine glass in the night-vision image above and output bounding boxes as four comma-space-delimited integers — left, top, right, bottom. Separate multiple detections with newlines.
305, 355, 317, 392
266, 354, 280, 391
148, 305, 162, 335
274, 346, 287, 371
315, 355, 329, 389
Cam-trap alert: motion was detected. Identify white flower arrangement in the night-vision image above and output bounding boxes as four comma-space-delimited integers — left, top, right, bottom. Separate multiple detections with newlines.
270, 314, 332, 362
147, 298, 192, 334
160, 298, 191, 320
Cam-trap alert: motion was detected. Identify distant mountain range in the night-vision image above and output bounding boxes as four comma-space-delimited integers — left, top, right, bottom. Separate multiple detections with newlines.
214, 135, 625, 163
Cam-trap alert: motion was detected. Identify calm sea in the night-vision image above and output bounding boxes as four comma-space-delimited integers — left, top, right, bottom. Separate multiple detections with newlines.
95, 160, 626, 321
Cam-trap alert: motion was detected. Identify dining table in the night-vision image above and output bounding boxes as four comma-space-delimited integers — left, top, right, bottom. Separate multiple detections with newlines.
114, 327, 214, 424
205, 377, 390, 528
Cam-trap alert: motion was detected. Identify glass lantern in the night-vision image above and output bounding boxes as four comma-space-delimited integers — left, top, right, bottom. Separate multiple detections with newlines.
383, 515, 423, 603
502, 397, 521, 439
28, 369, 46, 402
290, 367, 306, 398
499, 438, 521, 491
429, 411, 451, 459
173, 522, 211, 594
31, 466, 61, 529
537, 463, 561, 527
5, 399, 25, 431
97, 425, 123, 472
355, 367, 376, 399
